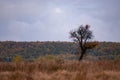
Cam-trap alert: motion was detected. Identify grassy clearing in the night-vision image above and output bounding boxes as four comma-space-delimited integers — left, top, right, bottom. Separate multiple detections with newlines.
0, 58, 120, 80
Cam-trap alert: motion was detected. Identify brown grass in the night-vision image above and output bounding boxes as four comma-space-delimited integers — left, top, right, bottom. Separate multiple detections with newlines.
0, 59, 120, 80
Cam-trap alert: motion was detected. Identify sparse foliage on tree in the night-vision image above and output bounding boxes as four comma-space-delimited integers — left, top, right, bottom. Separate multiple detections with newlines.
70, 24, 98, 61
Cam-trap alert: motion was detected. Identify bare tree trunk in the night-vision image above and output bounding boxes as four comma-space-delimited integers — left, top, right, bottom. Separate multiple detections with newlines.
79, 50, 86, 61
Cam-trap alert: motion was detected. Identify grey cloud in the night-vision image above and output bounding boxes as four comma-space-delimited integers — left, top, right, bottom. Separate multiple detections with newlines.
0, 0, 120, 42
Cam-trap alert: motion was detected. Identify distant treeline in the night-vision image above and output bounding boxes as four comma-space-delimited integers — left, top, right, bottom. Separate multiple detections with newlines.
0, 41, 120, 61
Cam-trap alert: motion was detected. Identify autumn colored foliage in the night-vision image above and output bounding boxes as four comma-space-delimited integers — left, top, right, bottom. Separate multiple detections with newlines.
85, 41, 99, 49
0, 41, 120, 61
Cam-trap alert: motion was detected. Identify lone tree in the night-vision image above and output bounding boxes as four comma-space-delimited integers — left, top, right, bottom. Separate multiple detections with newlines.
70, 25, 98, 61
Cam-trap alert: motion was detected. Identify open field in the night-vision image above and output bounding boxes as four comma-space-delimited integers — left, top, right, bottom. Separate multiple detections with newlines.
0, 59, 120, 80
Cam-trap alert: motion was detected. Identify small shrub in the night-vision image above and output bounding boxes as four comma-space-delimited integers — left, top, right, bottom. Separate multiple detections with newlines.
115, 55, 120, 61
45, 54, 56, 60
12, 55, 23, 62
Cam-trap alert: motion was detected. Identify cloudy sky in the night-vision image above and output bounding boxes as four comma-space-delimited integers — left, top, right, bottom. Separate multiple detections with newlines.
0, 0, 120, 42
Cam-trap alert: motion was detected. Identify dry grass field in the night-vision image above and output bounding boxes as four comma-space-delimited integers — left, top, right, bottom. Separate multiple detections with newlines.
0, 59, 120, 80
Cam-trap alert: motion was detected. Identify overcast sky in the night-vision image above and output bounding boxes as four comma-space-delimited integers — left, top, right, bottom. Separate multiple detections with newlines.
0, 0, 120, 42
